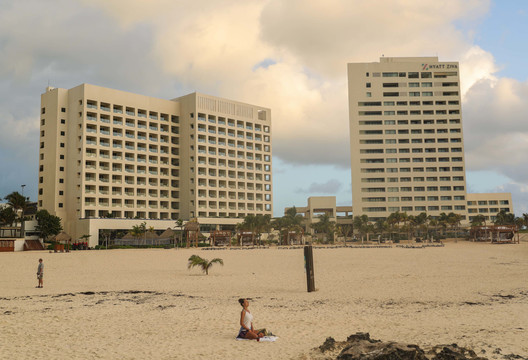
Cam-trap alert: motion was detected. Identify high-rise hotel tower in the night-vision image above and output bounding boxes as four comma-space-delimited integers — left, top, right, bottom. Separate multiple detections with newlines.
348, 57, 468, 220
38, 84, 272, 244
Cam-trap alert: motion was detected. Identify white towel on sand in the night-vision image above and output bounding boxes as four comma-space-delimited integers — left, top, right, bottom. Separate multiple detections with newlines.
236, 336, 278, 342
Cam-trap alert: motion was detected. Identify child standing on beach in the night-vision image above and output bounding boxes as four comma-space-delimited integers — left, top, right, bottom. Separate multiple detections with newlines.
36, 258, 44, 288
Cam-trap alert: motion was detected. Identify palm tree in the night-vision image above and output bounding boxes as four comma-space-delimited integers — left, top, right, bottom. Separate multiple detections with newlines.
429, 217, 439, 241
284, 206, 304, 245
4, 191, 28, 229
494, 210, 515, 225
310, 214, 336, 243
174, 219, 184, 248
0, 206, 17, 226
187, 255, 224, 275
339, 223, 354, 244
374, 218, 388, 243
353, 215, 369, 243
131, 224, 143, 244
413, 212, 429, 240
522, 213, 528, 230
387, 211, 405, 241
438, 212, 449, 237
253, 214, 271, 246
470, 214, 486, 227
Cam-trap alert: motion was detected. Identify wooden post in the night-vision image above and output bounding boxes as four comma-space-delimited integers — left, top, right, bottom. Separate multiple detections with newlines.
304, 245, 315, 292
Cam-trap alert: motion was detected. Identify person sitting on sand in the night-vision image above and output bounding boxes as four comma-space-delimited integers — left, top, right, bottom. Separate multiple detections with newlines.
238, 298, 264, 340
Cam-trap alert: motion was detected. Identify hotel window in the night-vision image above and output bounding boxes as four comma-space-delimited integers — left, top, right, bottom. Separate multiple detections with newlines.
366, 83, 371, 88
61, 119, 66, 124
61, 107, 66, 113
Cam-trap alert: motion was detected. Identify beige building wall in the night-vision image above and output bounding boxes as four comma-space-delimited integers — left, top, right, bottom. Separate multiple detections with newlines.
348, 57, 468, 221
285, 196, 353, 233
39, 84, 272, 246
174, 92, 273, 220
467, 193, 512, 222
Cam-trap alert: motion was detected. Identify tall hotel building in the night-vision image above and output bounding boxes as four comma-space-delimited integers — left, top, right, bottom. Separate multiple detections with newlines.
39, 84, 272, 244
348, 57, 469, 221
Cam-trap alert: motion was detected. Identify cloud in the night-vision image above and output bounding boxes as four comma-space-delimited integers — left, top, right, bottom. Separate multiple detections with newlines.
463, 75, 528, 183
296, 179, 343, 194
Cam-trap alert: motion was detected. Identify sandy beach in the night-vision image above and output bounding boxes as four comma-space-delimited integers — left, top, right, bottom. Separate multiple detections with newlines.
1, 242, 527, 359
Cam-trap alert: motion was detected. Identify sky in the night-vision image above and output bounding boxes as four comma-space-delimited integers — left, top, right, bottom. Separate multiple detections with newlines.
0, 0, 527, 217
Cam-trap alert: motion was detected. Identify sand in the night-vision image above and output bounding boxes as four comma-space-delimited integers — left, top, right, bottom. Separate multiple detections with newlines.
1, 242, 527, 359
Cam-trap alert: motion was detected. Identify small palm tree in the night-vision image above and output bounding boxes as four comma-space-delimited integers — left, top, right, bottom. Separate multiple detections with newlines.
187, 255, 224, 275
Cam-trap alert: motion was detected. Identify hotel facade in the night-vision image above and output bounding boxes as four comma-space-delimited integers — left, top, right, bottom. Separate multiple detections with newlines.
38, 84, 272, 245
347, 57, 511, 223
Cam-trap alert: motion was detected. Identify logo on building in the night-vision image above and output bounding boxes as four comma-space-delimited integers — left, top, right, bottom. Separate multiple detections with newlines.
422, 63, 458, 70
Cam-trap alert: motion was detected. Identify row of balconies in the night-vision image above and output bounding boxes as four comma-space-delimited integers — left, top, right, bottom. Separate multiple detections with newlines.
196, 113, 270, 133
86, 100, 177, 123
196, 126, 270, 142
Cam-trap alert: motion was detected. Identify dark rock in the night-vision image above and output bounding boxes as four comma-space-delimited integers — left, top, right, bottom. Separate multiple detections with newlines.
502, 354, 527, 360
314, 333, 490, 360
338, 341, 426, 360
320, 337, 336, 352
346, 332, 377, 343
337, 333, 426, 360
429, 344, 485, 360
